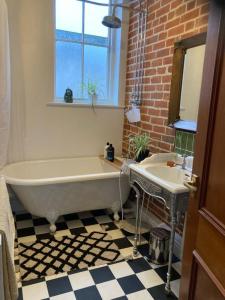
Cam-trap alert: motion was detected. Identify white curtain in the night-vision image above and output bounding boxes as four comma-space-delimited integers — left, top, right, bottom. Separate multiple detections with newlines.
0, 0, 10, 170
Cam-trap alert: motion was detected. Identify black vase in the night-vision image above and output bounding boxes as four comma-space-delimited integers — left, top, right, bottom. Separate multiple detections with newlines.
135, 149, 150, 162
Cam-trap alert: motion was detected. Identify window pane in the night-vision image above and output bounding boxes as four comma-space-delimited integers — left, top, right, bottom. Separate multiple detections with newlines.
55, 41, 82, 99
84, 0, 109, 39
56, 0, 82, 34
84, 45, 108, 99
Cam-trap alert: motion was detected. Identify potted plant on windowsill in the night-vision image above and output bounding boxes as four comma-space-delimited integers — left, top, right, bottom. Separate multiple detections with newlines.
87, 81, 98, 104
129, 133, 150, 162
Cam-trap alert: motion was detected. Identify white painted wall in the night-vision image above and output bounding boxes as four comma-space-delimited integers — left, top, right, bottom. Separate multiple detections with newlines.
6, 0, 124, 161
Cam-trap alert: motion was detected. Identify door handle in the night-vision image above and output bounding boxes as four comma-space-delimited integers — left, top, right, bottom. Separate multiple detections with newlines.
184, 174, 199, 192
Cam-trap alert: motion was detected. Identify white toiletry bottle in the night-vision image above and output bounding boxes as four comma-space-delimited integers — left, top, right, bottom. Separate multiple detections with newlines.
104, 142, 110, 159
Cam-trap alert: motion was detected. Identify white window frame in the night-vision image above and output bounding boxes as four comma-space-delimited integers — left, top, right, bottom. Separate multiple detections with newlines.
52, 0, 129, 108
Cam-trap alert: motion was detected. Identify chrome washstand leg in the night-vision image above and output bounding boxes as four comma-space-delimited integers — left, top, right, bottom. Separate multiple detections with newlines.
131, 184, 141, 257
165, 198, 177, 295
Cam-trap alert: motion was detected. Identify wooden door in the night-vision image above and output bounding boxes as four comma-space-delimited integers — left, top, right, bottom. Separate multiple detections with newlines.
180, 1, 225, 299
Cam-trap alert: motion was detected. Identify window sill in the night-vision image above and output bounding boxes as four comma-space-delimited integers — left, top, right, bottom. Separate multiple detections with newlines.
47, 102, 125, 110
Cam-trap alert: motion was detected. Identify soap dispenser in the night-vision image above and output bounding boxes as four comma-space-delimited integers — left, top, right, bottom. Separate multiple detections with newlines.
107, 144, 114, 162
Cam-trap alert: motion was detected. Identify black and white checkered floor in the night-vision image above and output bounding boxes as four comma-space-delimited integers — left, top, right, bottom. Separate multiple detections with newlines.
14, 209, 181, 300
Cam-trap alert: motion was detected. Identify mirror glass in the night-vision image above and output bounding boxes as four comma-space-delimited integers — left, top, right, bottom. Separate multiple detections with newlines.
179, 45, 206, 122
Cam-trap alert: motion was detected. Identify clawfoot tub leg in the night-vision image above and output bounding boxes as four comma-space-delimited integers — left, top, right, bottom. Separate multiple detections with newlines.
47, 213, 58, 234
50, 223, 57, 234
113, 212, 120, 221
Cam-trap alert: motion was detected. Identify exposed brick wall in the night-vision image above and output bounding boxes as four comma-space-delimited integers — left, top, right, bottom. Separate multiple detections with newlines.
123, 0, 209, 234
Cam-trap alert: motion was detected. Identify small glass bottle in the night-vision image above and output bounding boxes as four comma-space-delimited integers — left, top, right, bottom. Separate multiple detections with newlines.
107, 144, 115, 162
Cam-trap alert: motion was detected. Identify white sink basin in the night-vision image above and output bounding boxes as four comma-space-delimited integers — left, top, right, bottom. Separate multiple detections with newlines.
129, 153, 191, 194
145, 165, 188, 184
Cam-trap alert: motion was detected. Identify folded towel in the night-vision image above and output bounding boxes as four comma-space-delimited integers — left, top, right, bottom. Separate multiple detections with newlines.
0, 176, 18, 300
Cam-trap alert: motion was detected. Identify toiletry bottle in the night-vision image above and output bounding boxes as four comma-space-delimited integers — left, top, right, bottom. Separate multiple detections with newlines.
107, 144, 114, 162
104, 142, 110, 159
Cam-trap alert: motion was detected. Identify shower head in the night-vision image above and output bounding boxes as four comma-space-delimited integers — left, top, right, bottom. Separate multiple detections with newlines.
102, 6, 121, 29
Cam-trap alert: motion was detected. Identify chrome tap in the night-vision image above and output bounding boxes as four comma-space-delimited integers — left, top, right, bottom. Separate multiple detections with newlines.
175, 154, 188, 170
181, 154, 187, 170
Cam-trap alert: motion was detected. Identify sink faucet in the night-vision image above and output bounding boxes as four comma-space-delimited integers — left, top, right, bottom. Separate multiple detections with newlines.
175, 154, 188, 170
181, 154, 187, 170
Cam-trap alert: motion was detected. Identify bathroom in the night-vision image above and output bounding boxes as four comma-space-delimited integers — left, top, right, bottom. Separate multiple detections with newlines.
0, 0, 225, 299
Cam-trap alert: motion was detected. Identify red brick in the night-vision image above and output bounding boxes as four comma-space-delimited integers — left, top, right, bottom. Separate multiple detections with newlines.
187, 1, 196, 11
150, 132, 162, 140
151, 58, 163, 67
153, 41, 165, 51
159, 15, 167, 24
168, 24, 185, 37
148, 108, 161, 116
158, 31, 167, 41
151, 76, 162, 84
150, 2, 160, 12
159, 141, 171, 151
162, 135, 174, 144
195, 15, 208, 27
157, 67, 166, 74
198, 25, 208, 33
150, 117, 164, 125
200, 3, 209, 15
141, 123, 152, 131
168, 11, 175, 20
155, 85, 164, 91
154, 24, 165, 34
175, 5, 186, 16
155, 100, 168, 108
156, 4, 170, 18
160, 109, 169, 117
166, 127, 175, 135
165, 18, 180, 30
196, 0, 209, 5
147, 35, 158, 44
143, 100, 155, 106
140, 107, 148, 114
142, 114, 150, 122
185, 20, 195, 31
153, 126, 166, 134
156, 48, 170, 58
163, 56, 173, 65
145, 68, 157, 76
151, 92, 163, 99
162, 75, 172, 83
143, 85, 156, 92
171, 0, 181, 10
180, 8, 200, 23
152, 19, 160, 27
166, 38, 174, 47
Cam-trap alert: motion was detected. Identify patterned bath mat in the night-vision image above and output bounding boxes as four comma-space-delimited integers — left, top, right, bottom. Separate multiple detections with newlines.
18, 231, 123, 281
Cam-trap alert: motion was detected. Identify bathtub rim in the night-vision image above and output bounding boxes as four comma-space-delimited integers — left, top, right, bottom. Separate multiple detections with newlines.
1, 156, 123, 186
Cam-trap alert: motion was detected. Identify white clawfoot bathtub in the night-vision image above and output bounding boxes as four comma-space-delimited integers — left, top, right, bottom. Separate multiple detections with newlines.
2, 157, 130, 232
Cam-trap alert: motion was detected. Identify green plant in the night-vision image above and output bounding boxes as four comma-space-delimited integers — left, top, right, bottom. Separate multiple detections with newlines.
129, 133, 150, 159
82, 80, 98, 96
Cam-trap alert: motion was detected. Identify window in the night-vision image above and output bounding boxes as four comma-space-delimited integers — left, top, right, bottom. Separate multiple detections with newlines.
55, 0, 111, 103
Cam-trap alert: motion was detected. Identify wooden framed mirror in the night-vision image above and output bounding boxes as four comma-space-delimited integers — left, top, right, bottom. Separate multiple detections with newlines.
168, 32, 207, 133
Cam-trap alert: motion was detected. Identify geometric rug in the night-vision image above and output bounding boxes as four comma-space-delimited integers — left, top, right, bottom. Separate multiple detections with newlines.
18, 231, 123, 281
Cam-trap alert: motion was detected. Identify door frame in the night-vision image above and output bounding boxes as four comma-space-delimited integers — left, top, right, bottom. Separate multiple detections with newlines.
180, 1, 225, 299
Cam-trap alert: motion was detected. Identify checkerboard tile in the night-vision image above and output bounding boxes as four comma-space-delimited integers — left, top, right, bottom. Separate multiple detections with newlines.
14, 209, 180, 300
